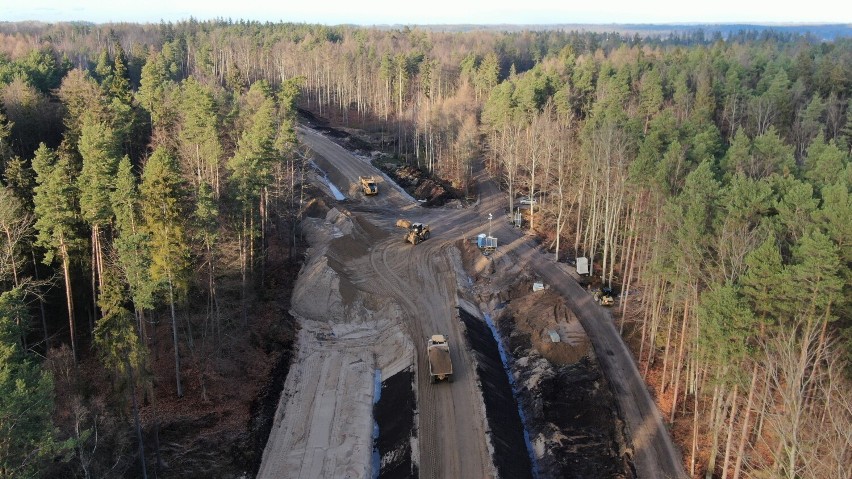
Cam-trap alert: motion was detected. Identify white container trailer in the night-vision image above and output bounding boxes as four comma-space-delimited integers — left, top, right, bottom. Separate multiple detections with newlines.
576, 256, 590, 275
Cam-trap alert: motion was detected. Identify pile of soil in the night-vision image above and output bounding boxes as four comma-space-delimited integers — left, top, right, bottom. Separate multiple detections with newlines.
376, 163, 458, 206
501, 291, 590, 366
456, 238, 633, 479
373, 368, 418, 479
297, 107, 387, 156
496, 302, 634, 479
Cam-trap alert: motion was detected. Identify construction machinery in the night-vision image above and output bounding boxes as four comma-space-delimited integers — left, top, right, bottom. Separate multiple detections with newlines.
358, 176, 378, 195
427, 335, 453, 383
396, 219, 431, 245
594, 286, 615, 306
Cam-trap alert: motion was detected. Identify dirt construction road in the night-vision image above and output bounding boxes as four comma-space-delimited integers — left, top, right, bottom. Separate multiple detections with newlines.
259, 126, 686, 478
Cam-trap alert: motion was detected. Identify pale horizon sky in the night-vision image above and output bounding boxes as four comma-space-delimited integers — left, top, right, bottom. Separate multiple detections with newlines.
2, 0, 851, 26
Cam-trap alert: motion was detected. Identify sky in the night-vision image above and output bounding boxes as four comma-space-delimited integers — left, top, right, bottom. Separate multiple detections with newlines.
2, 0, 851, 25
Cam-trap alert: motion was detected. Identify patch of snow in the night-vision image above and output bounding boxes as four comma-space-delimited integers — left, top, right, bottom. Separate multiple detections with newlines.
309, 160, 347, 201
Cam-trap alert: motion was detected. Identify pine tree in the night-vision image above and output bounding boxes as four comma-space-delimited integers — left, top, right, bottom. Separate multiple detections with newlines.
696, 284, 755, 376
814, 180, 852, 264
3, 156, 35, 209
721, 128, 752, 178
227, 93, 276, 293
740, 237, 793, 329
714, 174, 774, 283
192, 182, 220, 342
0, 112, 12, 174
0, 287, 58, 478
475, 53, 500, 100
672, 159, 720, 280
92, 265, 148, 478
32, 144, 81, 360
791, 230, 844, 326
94, 265, 144, 376
111, 156, 154, 339
137, 49, 171, 128
750, 126, 796, 179
802, 134, 847, 189
78, 119, 120, 307
639, 68, 663, 134
94, 48, 113, 86
775, 178, 818, 244
694, 283, 756, 479
178, 78, 222, 196
141, 147, 189, 397
56, 69, 110, 147
109, 41, 132, 105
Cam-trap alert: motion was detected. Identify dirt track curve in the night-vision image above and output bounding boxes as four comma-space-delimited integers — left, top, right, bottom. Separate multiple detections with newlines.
258, 126, 687, 479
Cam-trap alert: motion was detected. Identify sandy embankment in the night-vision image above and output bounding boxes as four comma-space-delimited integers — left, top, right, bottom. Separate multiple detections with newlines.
257, 208, 412, 479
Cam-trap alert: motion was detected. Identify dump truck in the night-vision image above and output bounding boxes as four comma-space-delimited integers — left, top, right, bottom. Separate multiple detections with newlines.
427, 335, 453, 383
358, 176, 378, 195
396, 219, 431, 245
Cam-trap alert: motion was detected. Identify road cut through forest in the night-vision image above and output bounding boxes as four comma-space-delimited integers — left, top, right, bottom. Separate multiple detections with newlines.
258, 124, 683, 479
258, 175, 496, 477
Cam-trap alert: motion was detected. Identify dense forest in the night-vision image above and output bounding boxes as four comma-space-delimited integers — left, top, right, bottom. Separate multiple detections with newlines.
0, 20, 850, 478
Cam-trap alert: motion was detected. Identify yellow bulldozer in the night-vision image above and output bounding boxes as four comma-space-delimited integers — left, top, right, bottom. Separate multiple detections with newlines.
396, 219, 431, 245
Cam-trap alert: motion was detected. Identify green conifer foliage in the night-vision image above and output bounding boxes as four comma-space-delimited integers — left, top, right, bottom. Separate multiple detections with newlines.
31, 144, 81, 359
0, 287, 57, 478
141, 147, 189, 397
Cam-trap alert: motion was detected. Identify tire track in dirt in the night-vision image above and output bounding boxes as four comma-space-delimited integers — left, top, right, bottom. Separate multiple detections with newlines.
283, 127, 498, 478
290, 124, 685, 479
296, 127, 523, 479
371, 238, 439, 476
367, 232, 493, 479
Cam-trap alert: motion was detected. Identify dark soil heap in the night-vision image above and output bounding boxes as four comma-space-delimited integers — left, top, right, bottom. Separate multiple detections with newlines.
373, 368, 418, 479
376, 163, 457, 206
496, 303, 634, 479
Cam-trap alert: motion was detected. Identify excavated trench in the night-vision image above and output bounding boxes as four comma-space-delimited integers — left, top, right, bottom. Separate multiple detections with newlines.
458, 307, 535, 479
